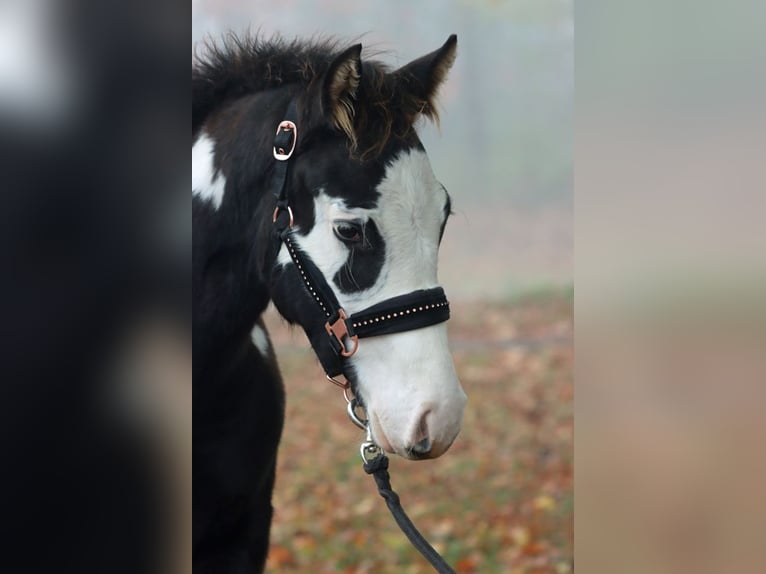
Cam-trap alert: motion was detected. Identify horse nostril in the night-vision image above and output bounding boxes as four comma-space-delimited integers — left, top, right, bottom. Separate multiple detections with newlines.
411, 437, 432, 455
409, 409, 432, 455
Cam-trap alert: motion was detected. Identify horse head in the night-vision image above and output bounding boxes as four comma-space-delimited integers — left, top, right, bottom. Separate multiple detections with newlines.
194, 35, 466, 460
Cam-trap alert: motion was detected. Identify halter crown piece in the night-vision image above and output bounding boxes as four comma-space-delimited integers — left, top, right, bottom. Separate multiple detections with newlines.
269, 101, 457, 574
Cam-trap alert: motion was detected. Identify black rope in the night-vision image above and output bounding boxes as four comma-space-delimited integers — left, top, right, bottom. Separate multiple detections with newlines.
363, 455, 456, 574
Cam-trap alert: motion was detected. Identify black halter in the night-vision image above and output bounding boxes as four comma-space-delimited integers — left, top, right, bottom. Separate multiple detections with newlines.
270, 102, 451, 379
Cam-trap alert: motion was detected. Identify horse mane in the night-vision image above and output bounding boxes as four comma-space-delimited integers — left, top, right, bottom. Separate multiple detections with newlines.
193, 33, 439, 159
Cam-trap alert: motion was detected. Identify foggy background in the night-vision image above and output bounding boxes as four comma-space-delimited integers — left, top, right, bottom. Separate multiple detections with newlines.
193, 0, 573, 299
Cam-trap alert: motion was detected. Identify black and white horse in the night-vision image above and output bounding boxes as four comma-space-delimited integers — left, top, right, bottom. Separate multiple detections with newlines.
193, 34, 467, 573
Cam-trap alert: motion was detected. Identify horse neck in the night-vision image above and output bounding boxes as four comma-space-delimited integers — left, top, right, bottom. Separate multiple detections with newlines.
193, 167, 278, 373
195, 88, 301, 370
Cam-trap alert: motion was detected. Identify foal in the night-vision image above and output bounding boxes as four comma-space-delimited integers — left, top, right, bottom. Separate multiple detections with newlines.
193, 34, 466, 572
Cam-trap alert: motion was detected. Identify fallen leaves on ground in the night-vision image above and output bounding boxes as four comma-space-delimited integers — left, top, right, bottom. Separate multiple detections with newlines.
263, 294, 573, 573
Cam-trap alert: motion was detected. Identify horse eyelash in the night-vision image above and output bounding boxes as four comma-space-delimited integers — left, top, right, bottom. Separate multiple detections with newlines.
360, 223, 372, 249
343, 248, 362, 289
335, 219, 370, 248
445, 192, 454, 217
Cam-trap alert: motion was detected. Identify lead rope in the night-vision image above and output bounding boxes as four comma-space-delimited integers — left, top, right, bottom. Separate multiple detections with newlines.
363, 454, 456, 574
346, 391, 456, 574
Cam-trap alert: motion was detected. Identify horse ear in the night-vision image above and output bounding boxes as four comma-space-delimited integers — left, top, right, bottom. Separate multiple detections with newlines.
394, 34, 457, 123
322, 44, 362, 143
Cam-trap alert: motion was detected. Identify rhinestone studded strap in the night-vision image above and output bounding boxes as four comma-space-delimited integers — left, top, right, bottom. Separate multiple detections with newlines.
281, 232, 342, 321
281, 227, 450, 338
350, 288, 450, 338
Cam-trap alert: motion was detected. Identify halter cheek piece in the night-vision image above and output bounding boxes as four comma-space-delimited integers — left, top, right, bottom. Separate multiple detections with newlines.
270, 101, 451, 379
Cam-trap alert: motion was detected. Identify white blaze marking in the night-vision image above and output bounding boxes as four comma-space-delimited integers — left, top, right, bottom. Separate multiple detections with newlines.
250, 325, 270, 357
192, 133, 227, 209
278, 148, 466, 458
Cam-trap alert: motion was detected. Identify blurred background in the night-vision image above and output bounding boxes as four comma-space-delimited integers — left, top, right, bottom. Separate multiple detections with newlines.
4, 0, 763, 573
194, 1, 573, 573
36, 0, 757, 571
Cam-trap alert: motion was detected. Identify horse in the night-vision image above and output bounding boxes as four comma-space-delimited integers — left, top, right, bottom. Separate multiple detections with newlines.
192, 33, 467, 573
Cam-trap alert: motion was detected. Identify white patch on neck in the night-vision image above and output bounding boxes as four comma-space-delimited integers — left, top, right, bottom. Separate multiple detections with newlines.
192, 133, 227, 209
250, 325, 270, 357
277, 148, 465, 459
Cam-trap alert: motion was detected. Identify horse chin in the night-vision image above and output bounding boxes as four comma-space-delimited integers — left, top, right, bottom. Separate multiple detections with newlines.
367, 411, 395, 455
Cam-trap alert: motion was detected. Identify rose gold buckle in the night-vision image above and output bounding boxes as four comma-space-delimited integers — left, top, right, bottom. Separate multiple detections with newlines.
324, 309, 359, 357
273, 120, 297, 160
326, 374, 350, 389
272, 205, 294, 228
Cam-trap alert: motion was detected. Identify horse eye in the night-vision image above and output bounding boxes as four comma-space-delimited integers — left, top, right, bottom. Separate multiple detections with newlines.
333, 221, 362, 243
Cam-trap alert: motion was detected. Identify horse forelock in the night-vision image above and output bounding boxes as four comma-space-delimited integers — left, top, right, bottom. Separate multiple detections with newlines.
192, 33, 436, 160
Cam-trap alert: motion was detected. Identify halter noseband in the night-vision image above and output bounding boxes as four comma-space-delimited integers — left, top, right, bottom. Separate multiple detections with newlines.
270, 101, 451, 379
